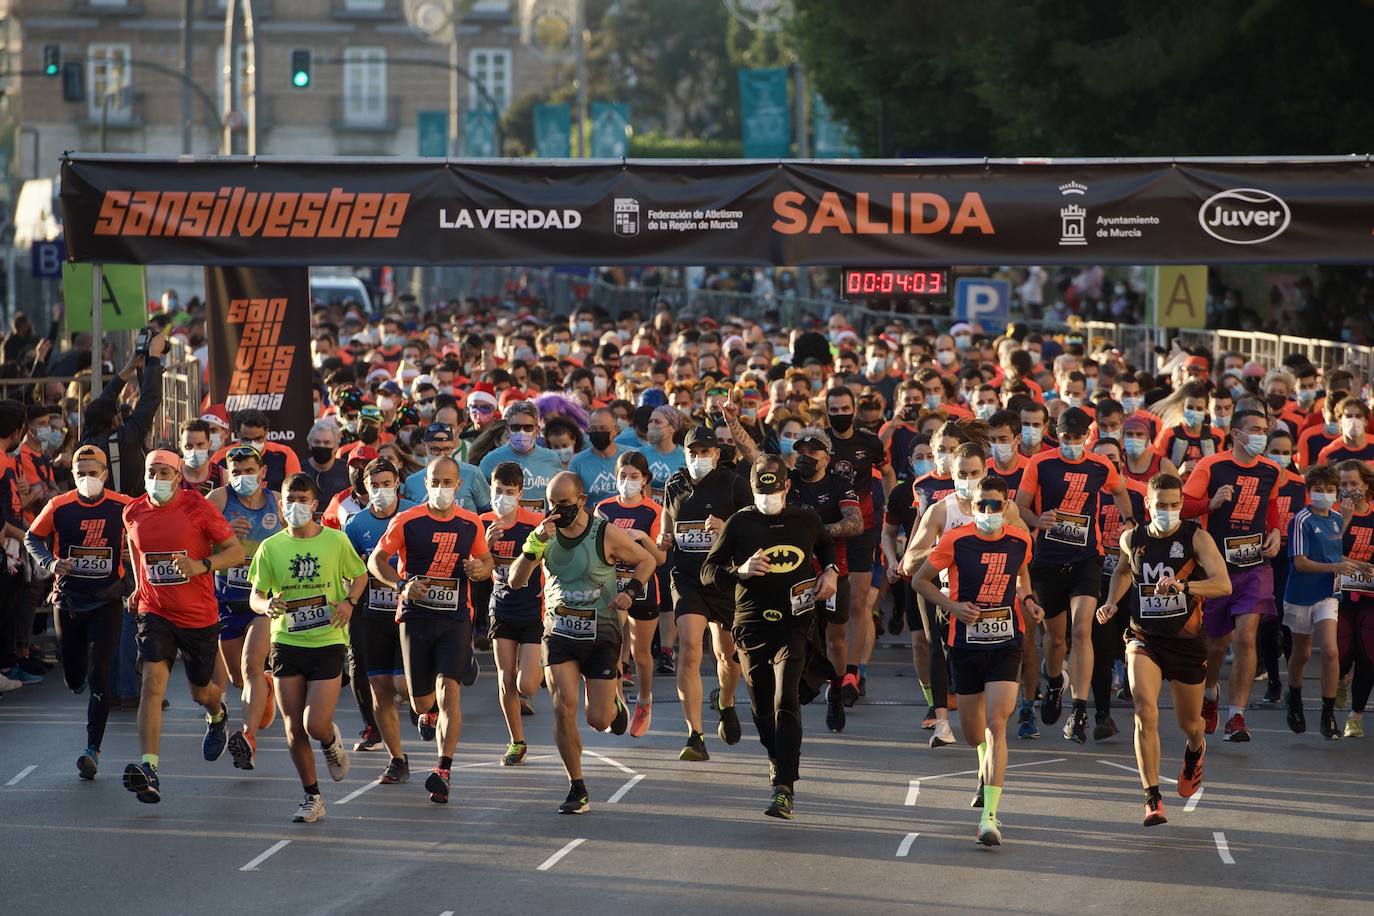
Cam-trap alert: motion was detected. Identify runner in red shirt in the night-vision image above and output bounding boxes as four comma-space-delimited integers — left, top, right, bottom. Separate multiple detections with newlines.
121, 450, 244, 804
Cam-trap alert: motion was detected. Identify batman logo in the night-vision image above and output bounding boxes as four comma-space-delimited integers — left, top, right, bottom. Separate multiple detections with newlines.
763, 609, 783, 622
759, 471, 780, 487
765, 544, 805, 574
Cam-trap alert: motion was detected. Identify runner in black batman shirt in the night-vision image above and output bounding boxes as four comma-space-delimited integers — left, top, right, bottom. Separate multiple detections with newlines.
702, 455, 838, 821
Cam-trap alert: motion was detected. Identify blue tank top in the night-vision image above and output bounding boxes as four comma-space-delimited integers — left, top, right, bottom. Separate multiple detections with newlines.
216, 488, 282, 605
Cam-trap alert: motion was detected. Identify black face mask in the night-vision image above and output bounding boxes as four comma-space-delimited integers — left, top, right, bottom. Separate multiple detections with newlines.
1265, 392, 1288, 412
717, 443, 736, 465
828, 412, 854, 434
359, 426, 380, 445
548, 500, 581, 529
795, 453, 821, 478
310, 446, 334, 465
588, 430, 613, 451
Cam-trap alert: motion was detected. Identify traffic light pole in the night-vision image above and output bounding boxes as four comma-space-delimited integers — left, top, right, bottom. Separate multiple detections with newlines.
222, 0, 258, 155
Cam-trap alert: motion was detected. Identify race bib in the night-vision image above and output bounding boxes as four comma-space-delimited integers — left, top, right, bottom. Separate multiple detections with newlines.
368, 579, 398, 612
1046, 511, 1090, 547
674, 521, 715, 552
1102, 549, 1120, 576
66, 545, 113, 579
144, 550, 189, 586
224, 565, 250, 588
966, 605, 1015, 644
284, 594, 331, 633
1137, 583, 1188, 618
414, 576, 461, 613
1223, 534, 1263, 568
790, 577, 818, 615
518, 497, 543, 510
551, 605, 596, 641
1340, 569, 1374, 593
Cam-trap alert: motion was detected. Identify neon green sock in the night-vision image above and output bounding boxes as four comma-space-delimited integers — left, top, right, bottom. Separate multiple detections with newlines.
984, 785, 1003, 817
210, 704, 226, 724
921, 683, 934, 706
976, 741, 987, 776
141, 753, 158, 769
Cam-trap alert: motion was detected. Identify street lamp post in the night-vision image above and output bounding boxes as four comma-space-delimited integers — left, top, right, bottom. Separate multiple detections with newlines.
222, 0, 259, 155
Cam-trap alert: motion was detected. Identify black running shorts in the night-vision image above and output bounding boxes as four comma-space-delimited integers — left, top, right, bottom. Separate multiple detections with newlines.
136, 613, 219, 687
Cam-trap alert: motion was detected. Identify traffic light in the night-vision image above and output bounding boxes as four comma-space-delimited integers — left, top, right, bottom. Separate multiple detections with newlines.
290, 49, 311, 89
62, 62, 85, 103
42, 44, 60, 77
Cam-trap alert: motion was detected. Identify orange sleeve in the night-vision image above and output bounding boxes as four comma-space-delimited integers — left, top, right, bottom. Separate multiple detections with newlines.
377, 512, 408, 555
1181, 456, 1211, 500
468, 516, 489, 559
927, 528, 958, 573
322, 492, 343, 529
280, 444, 301, 475
1018, 455, 1041, 502
648, 502, 662, 540
29, 496, 57, 538
1100, 453, 1122, 491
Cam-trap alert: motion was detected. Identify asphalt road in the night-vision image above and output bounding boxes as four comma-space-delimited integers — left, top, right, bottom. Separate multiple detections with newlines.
2, 639, 1371, 916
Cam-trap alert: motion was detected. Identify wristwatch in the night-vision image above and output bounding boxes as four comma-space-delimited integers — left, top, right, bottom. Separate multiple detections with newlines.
624, 578, 647, 601
202, 558, 213, 575
824, 563, 840, 575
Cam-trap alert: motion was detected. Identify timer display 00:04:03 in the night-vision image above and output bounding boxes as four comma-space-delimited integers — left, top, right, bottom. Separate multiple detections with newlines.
842, 269, 949, 298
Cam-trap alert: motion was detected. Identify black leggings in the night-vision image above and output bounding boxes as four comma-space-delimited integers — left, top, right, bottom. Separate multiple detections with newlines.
735, 622, 808, 788
916, 592, 950, 709
1337, 600, 1374, 714
1091, 597, 1128, 717
1259, 557, 1293, 683
54, 600, 122, 750
347, 614, 376, 731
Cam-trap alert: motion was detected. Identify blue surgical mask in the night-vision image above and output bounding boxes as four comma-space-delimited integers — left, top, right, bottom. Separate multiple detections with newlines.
954, 334, 972, 350
974, 511, 1003, 534
1121, 396, 1142, 414
1245, 433, 1268, 456
1266, 452, 1291, 469
510, 431, 535, 452
1296, 389, 1317, 408
1310, 491, 1337, 511
924, 394, 942, 411
1124, 437, 1148, 458
1230, 385, 1245, 401
1183, 409, 1205, 428
975, 403, 997, 421
1325, 420, 1340, 437
1215, 414, 1232, 430
283, 502, 314, 528
1060, 442, 1084, 461
1022, 425, 1043, 449
230, 474, 259, 497
911, 458, 935, 477
991, 442, 1015, 465
780, 437, 797, 456
954, 477, 981, 500
145, 477, 175, 504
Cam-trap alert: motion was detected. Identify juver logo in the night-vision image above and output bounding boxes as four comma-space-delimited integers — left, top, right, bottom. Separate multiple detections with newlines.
1198, 189, 1290, 245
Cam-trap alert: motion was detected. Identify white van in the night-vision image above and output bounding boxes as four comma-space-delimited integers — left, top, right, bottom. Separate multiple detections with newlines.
309, 275, 374, 315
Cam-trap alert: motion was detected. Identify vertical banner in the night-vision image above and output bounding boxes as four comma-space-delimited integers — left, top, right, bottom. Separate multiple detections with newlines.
534, 103, 572, 158
463, 109, 499, 157
417, 110, 449, 157
812, 93, 858, 158
205, 266, 314, 460
738, 67, 791, 158
1151, 265, 1209, 328
590, 102, 630, 158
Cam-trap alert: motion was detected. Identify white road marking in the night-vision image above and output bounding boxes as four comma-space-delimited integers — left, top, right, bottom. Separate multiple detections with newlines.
1184, 787, 1204, 812
536, 838, 585, 872
905, 780, 920, 805
239, 839, 291, 872
336, 781, 381, 805
336, 755, 556, 805
606, 773, 645, 804
896, 832, 919, 857
918, 757, 1068, 783
1213, 831, 1235, 864
1097, 759, 1176, 784
439, 911, 454, 916
584, 749, 635, 774
5, 766, 36, 786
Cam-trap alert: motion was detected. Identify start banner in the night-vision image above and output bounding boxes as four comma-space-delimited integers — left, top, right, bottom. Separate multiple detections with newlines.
205, 265, 314, 459
60, 155, 1374, 267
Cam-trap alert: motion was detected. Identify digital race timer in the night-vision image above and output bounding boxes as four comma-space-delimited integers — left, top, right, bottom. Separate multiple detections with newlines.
842, 269, 949, 298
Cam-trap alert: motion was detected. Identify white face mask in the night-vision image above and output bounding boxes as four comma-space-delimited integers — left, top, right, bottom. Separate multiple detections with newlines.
1341, 417, 1364, 438
145, 477, 175, 504
429, 486, 457, 510
754, 492, 786, 515
283, 502, 314, 529
616, 478, 643, 500
230, 473, 259, 497
1151, 508, 1181, 532
688, 456, 715, 479
75, 475, 105, 499
369, 487, 397, 511
954, 477, 983, 500
491, 493, 519, 516
378, 397, 397, 412
182, 448, 209, 469
936, 350, 955, 366
209, 432, 226, 452
556, 445, 575, 465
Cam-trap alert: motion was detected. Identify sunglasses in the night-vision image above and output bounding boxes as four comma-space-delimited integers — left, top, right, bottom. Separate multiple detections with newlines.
706, 387, 730, 398
975, 499, 1006, 513
508, 423, 537, 432
470, 403, 496, 415
227, 445, 261, 462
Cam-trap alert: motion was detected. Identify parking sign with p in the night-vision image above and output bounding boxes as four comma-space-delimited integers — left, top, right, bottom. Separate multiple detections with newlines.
954, 278, 1010, 325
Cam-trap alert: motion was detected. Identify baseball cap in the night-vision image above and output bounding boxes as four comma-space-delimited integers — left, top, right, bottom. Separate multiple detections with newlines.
346, 446, 379, 468
794, 428, 833, 453
751, 456, 788, 494
377, 380, 404, 397
423, 422, 455, 444
73, 444, 108, 467
145, 448, 183, 474
1057, 407, 1092, 436
358, 406, 383, 425
411, 374, 437, 394
684, 425, 718, 449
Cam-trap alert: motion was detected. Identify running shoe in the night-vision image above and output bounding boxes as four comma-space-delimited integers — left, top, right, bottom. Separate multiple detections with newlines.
630, 702, 652, 738
228, 729, 257, 771
460, 655, 480, 687
323, 724, 351, 781
354, 724, 383, 753
122, 762, 160, 804
292, 792, 325, 823
77, 746, 99, 780
19, 656, 49, 675
1093, 714, 1119, 741
1202, 697, 1219, 734
621, 666, 635, 690
610, 693, 630, 737
425, 765, 451, 803
418, 711, 438, 742
930, 718, 956, 748
501, 742, 527, 767
259, 677, 276, 730
921, 709, 938, 730
1040, 681, 1063, 726
1178, 740, 1204, 798
1260, 680, 1283, 705
1286, 692, 1306, 734
1142, 796, 1167, 827
825, 683, 846, 733
203, 702, 229, 761
1344, 716, 1364, 738
1017, 704, 1040, 740
519, 694, 535, 717
655, 652, 676, 676
3, 665, 42, 685
764, 787, 795, 820
0, 672, 21, 693
380, 755, 410, 784
559, 783, 590, 815
679, 731, 710, 762
1223, 712, 1250, 742
1063, 706, 1088, 745
840, 672, 860, 708
970, 781, 985, 809
976, 813, 1003, 846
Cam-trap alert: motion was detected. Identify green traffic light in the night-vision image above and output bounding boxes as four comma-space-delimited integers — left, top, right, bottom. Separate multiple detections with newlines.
293, 71, 309, 88
45, 64, 58, 76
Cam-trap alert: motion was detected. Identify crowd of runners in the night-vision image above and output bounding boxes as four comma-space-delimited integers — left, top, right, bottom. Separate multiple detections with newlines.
6, 296, 1373, 846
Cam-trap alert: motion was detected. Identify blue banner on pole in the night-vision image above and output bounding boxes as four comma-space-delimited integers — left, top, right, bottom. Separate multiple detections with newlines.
738, 68, 791, 159
590, 102, 630, 158
534, 103, 571, 158
417, 110, 448, 157
813, 94, 858, 159
463, 109, 498, 158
